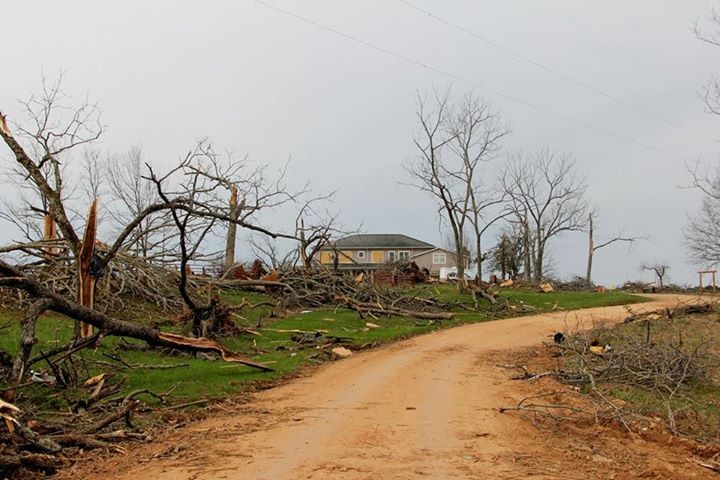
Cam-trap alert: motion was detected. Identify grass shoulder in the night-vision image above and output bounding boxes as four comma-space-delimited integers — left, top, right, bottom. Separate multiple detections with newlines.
0, 287, 646, 411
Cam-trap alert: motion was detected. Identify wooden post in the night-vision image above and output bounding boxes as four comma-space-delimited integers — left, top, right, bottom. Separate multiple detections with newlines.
698, 270, 717, 296
77, 199, 98, 338
699, 272, 703, 296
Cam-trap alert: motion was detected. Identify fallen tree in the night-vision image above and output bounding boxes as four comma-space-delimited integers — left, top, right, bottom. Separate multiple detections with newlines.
0, 258, 273, 376
261, 269, 461, 320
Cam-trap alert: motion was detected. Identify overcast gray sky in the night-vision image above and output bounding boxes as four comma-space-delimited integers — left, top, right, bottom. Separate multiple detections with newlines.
2, 0, 719, 285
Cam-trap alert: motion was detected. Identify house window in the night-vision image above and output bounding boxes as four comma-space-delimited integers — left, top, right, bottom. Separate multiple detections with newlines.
432, 252, 447, 264
388, 251, 396, 262
357, 251, 366, 260
398, 251, 410, 261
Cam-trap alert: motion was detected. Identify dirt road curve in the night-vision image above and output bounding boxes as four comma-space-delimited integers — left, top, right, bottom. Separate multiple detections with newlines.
73, 294, 701, 480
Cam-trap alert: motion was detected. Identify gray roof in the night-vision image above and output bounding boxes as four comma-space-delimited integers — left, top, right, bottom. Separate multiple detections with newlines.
329, 234, 435, 249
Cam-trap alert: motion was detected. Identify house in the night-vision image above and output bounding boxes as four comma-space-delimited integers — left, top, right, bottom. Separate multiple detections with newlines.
316, 233, 464, 276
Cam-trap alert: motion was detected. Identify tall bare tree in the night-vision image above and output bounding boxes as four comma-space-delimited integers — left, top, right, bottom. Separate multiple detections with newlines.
684, 163, 720, 265
406, 88, 508, 288
585, 211, 643, 288
501, 149, 588, 283
105, 145, 175, 259
695, 6, 720, 117
684, 8, 720, 266
0, 73, 103, 254
446, 93, 510, 280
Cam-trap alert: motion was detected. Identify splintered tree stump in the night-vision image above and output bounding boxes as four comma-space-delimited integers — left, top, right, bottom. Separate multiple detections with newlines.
77, 199, 98, 338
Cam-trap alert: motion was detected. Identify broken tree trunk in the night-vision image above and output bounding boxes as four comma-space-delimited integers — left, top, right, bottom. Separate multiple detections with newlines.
471, 286, 497, 306
77, 199, 98, 339
0, 259, 273, 372
224, 186, 239, 273
43, 215, 57, 257
11, 299, 53, 385
585, 213, 594, 288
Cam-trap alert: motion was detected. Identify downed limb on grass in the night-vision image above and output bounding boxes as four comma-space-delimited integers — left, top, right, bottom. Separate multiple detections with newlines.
335, 295, 453, 320
0, 259, 273, 372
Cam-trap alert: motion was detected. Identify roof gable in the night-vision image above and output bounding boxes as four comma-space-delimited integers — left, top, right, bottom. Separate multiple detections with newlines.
410, 247, 454, 258
329, 234, 435, 249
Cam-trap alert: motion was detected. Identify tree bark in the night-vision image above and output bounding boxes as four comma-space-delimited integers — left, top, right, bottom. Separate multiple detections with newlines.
522, 213, 532, 282
77, 199, 98, 338
585, 213, 594, 288
11, 299, 53, 383
224, 186, 239, 273
475, 233, 482, 282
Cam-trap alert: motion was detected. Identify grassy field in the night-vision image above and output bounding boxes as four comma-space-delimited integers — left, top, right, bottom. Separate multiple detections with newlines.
0, 286, 646, 412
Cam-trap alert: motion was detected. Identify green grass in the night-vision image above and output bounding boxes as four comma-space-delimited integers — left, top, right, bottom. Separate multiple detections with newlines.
0, 287, 648, 413
499, 289, 644, 311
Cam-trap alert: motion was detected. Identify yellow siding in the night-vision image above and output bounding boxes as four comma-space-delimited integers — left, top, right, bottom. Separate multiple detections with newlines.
319, 251, 334, 264
371, 251, 384, 263
338, 250, 353, 264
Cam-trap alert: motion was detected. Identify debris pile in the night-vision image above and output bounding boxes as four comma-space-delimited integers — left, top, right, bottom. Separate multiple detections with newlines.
269, 270, 455, 320
372, 262, 428, 287
503, 302, 719, 439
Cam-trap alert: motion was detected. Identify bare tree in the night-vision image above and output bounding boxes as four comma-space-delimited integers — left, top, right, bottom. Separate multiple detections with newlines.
684, 9, 720, 266
684, 160, 720, 269
0, 76, 312, 367
247, 234, 298, 271
105, 145, 174, 259
406, 88, 508, 288
501, 149, 588, 283
695, 7, 720, 116
0, 74, 102, 253
640, 261, 670, 289
585, 211, 643, 288
80, 148, 103, 201
446, 93, 510, 281
293, 192, 347, 269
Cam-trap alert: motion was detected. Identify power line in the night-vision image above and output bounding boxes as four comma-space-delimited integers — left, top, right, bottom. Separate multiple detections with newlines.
398, 0, 718, 143
252, 0, 700, 162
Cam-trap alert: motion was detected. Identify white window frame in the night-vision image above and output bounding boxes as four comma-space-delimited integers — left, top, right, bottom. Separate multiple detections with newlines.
432, 252, 447, 265
398, 250, 410, 261
356, 251, 366, 260
387, 251, 396, 262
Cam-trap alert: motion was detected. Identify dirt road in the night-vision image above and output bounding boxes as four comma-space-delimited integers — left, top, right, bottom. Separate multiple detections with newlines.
69, 294, 707, 479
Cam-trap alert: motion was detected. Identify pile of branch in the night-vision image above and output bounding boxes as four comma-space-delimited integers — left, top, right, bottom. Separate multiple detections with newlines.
0, 378, 169, 478
257, 270, 457, 320
0, 240, 202, 313
0, 258, 272, 373
503, 305, 719, 437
